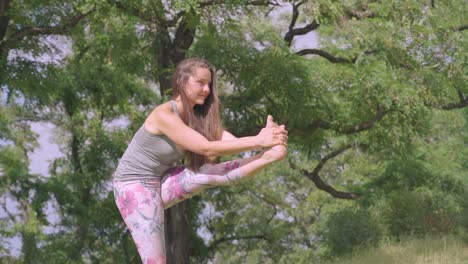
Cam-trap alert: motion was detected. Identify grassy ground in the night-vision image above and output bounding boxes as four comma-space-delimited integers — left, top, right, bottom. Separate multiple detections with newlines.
326, 235, 468, 264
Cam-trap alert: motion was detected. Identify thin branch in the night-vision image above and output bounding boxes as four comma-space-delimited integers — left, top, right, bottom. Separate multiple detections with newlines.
292, 144, 361, 200
291, 107, 390, 135
296, 49, 376, 63
295, 48, 354, 63
283, 1, 318, 46
338, 107, 389, 134
199, 0, 225, 7
454, 24, 468, 31
264, 2, 283, 17
166, 11, 185, 27
311, 144, 353, 174
288, 1, 305, 33
344, 9, 375, 20
7, 8, 95, 43
298, 223, 313, 248
207, 234, 268, 252
114, 2, 152, 22
302, 169, 359, 199
199, 0, 274, 7
457, 90, 466, 102
284, 21, 320, 47
115, 0, 276, 26
248, 191, 278, 224
427, 93, 468, 110
113, 0, 172, 32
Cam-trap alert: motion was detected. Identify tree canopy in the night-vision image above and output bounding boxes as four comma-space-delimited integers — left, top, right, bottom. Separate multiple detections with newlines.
0, 0, 466, 263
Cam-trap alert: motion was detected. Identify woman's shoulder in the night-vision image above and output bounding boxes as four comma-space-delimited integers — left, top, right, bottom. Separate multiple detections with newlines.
153, 100, 180, 118
154, 101, 173, 113
145, 101, 177, 135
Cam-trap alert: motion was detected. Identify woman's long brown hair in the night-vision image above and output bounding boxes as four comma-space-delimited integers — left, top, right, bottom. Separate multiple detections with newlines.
171, 58, 223, 171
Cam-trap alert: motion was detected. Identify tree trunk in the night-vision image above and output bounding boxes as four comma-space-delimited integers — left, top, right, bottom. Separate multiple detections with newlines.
70, 126, 89, 261
0, 0, 11, 58
158, 44, 191, 263
156, 25, 173, 97
164, 201, 190, 264
20, 201, 39, 264
156, 11, 198, 262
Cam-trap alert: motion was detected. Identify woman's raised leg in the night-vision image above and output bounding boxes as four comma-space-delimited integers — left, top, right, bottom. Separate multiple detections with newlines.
161, 144, 287, 209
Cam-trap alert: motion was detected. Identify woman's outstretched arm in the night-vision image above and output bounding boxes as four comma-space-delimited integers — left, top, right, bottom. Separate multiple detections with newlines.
151, 102, 287, 157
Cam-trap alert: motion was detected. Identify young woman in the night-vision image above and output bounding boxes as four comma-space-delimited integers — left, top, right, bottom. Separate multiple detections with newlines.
113, 58, 288, 264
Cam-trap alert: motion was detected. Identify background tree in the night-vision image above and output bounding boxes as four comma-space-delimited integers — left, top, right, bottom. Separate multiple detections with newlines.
0, 1, 93, 263
0, 0, 466, 263
187, 0, 467, 261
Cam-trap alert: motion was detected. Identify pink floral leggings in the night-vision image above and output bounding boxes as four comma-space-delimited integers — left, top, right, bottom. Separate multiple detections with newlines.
113, 160, 243, 264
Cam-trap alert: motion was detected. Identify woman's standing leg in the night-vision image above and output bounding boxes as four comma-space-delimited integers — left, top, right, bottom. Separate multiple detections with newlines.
114, 179, 166, 264
161, 145, 286, 209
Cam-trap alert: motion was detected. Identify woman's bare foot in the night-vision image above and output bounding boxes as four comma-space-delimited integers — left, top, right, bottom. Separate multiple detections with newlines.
261, 144, 287, 163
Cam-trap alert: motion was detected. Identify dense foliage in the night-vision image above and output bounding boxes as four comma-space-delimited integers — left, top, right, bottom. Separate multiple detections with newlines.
0, 0, 466, 263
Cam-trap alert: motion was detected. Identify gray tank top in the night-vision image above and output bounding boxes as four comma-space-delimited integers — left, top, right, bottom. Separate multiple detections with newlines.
113, 101, 184, 181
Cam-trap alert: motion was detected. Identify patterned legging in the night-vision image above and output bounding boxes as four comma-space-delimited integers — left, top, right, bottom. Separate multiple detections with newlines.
113, 159, 244, 264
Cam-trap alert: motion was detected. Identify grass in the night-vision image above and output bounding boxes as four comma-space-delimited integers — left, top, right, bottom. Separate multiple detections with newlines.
326, 235, 468, 264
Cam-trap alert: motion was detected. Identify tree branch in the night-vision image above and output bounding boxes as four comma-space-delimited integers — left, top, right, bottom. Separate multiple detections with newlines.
295, 48, 355, 63
248, 191, 278, 224
114, 0, 174, 32
7, 8, 95, 43
0, 0, 11, 42
284, 1, 303, 46
114, 2, 153, 22
344, 9, 375, 20
454, 24, 468, 31
338, 107, 389, 134
284, 22, 320, 47
172, 13, 197, 63
291, 144, 361, 200
264, 2, 282, 17
166, 11, 185, 27
207, 234, 268, 252
427, 91, 468, 110
292, 107, 390, 135
296, 49, 376, 63
283, 1, 319, 46
200, 0, 275, 7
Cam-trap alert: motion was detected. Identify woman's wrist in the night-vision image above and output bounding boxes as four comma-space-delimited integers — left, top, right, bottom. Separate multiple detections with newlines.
251, 135, 263, 149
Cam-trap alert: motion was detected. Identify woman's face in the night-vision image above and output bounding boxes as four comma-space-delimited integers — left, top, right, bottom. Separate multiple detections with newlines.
184, 67, 211, 107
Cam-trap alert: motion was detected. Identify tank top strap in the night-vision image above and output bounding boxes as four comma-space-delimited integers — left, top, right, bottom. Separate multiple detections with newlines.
169, 100, 180, 117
